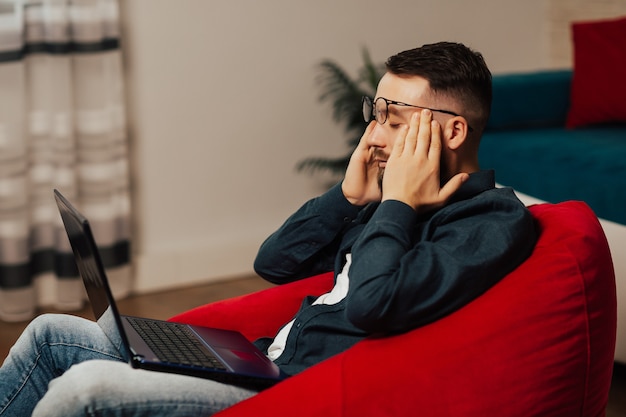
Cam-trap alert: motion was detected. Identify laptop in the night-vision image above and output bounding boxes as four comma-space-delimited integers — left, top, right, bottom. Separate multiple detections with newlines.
54, 189, 286, 390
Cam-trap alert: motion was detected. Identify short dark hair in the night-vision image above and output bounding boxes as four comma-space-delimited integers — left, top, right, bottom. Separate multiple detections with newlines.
385, 42, 492, 135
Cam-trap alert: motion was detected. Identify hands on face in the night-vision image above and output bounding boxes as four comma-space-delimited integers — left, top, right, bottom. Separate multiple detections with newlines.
342, 109, 469, 213
341, 121, 383, 206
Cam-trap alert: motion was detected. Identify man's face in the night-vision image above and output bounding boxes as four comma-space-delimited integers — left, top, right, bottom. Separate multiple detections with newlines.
367, 73, 450, 188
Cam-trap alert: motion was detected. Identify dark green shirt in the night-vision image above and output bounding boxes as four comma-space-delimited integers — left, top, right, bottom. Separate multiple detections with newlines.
254, 170, 537, 376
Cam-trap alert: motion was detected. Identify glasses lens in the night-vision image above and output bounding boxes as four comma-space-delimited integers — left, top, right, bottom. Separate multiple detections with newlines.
374, 97, 387, 125
362, 96, 373, 122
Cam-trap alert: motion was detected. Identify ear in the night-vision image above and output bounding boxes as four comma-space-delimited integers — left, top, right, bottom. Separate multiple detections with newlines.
443, 117, 469, 150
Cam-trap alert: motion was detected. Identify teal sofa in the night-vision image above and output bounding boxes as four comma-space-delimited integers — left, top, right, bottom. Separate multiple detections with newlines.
479, 70, 626, 226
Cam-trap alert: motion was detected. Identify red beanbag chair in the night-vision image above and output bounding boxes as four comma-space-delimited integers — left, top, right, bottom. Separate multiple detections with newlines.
170, 201, 617, 417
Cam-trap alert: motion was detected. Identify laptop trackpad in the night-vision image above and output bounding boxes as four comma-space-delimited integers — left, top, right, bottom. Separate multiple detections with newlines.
190, 326, 281, 376
190, 325, 256, 350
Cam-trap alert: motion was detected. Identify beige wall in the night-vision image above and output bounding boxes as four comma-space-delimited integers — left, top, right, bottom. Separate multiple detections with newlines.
120, 0, 556, 292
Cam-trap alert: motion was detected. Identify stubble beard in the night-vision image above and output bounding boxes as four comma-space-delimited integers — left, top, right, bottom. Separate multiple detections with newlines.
377, 167, 385, 192
372, 148, 388, 192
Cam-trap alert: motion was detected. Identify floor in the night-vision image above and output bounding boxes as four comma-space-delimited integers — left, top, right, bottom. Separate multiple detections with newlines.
1, 275, 625, 415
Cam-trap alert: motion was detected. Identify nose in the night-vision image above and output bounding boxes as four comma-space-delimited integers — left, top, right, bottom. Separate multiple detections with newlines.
367, 122, 392, 150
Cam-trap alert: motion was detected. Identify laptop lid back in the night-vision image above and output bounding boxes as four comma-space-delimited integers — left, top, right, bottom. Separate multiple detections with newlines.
54, 189, 133, 359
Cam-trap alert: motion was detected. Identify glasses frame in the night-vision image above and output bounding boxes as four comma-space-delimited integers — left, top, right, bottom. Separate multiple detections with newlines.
362, 96, 474, 132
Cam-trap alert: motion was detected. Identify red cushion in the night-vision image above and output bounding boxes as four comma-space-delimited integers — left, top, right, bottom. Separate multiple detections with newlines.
566, 16, 626, 128
172, 202, 616, 416
169, 271, 335, 341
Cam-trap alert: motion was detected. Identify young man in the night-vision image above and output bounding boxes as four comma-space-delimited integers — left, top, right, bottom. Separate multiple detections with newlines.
0, 42, 537, 416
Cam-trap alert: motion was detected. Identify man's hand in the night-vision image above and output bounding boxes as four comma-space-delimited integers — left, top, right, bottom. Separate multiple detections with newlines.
341, 121, 383, 206
381, 110, 468, 213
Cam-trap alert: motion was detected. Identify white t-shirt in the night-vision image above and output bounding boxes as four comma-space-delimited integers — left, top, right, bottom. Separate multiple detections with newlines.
267, 254, 352, 361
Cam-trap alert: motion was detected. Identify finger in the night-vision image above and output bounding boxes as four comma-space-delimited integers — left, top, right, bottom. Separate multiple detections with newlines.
439, 172, 469, 201
391, 124, 410, 157
404, 112, 420, 153
357, 121, 377, 149
428, 119, 443, 161
416, 109, 432, 155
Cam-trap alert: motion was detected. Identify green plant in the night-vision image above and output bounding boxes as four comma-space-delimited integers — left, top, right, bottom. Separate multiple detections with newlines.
296, 48, 385, 177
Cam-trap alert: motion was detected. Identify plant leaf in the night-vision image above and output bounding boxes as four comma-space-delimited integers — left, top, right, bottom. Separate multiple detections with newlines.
299, 48, 383, 177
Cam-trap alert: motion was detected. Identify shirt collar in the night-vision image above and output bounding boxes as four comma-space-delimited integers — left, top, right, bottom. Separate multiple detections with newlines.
447, 169, 495, 204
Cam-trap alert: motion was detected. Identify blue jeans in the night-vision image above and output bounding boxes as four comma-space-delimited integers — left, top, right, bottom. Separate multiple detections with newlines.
0, 314, 257, 417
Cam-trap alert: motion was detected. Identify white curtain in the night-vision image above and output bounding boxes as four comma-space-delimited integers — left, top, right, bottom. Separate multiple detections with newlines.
0, 0, 131, 322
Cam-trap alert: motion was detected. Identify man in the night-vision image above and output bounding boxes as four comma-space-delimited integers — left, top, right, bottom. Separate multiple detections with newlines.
0, 42, 536, 416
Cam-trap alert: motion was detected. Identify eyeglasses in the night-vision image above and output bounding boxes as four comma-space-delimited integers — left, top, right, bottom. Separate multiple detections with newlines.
362, 96, 473, 132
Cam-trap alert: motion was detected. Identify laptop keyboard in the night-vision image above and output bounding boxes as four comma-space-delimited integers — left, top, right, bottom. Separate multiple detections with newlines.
126, 317, 227, 370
